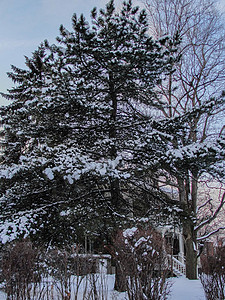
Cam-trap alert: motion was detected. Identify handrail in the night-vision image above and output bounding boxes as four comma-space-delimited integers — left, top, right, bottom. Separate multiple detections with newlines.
168, 255, 186, 276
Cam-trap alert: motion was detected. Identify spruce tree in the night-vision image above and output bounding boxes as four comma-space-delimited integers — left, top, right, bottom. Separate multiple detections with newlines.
0, 0, 177, 246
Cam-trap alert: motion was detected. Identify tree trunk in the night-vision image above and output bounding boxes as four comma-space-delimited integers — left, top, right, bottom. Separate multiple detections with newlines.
179, 176, 198, 279
108, 72, 121, 208
183, 219, 198, 279
110, 177, 120, 207
191, 173, 198, 215
114, 263, 127, 292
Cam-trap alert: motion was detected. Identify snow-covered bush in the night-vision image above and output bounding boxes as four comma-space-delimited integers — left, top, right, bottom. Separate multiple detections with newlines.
110, 226, 172, 299
200, 239, 225, 300
0, 240, 42, 299
0, 241, 110, 300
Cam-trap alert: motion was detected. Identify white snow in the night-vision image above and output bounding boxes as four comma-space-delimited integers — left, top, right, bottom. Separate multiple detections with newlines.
123, 227, 138, 238
168, 277, 205, 300
0, 276, 206, 300
0, 215, 32, 244
44, 167, 54, 180
134, 236, 147, 248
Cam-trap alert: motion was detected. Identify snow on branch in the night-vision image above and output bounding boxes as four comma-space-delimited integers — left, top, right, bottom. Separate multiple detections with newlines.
197, 226, 225, 241
195, 192, 225, 232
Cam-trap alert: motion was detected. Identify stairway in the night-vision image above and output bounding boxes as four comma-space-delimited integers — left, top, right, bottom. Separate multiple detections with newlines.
168, 255, 186, 277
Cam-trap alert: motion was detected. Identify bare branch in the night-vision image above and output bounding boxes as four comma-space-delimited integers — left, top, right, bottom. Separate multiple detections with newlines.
195, 192, 225, 232
197, 226, 225, 241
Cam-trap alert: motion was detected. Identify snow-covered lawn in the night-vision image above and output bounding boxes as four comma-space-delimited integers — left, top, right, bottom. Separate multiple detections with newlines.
109, 276, 206, 300
0, 276, 206, 299
108, 276, 206, 300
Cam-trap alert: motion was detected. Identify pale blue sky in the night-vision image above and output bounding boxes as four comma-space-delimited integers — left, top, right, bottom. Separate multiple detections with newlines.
0, 0, 224, 106
0, 0, 138, 106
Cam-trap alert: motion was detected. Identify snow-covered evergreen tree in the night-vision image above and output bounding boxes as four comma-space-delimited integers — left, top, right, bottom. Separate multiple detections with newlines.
0, 0, 177, 246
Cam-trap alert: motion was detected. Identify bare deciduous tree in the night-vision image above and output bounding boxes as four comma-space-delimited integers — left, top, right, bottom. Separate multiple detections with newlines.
143, 0, 225, 279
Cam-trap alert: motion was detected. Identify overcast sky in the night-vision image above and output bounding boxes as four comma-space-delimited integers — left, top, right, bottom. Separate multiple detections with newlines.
0, 0, 225, 106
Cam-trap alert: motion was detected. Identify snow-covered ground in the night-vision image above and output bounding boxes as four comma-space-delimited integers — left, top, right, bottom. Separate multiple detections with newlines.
0, 276, 206, 299
169, 277, 205, 300
108, 276, 206, 300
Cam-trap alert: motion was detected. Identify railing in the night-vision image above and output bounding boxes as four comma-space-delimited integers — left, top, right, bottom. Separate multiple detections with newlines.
168, 255, 186, 276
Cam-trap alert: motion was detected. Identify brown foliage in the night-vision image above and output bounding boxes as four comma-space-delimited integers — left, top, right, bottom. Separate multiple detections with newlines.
109, 226, 172, 299
200, 239, 225, 300
1, 240, 40, 299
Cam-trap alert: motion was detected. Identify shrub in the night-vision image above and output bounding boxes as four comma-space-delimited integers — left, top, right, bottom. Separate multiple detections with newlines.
110, 226, 172, 299
1, 240, 41, 300
0, 241, 109, 299
200, 239, 225, 300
